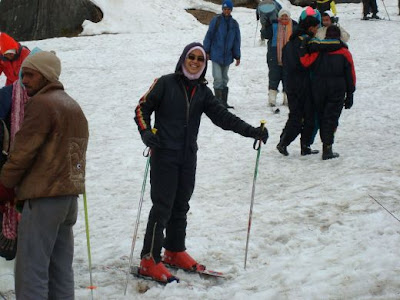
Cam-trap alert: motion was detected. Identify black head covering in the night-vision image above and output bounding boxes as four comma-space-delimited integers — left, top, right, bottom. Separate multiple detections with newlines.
175, 42, 208, 81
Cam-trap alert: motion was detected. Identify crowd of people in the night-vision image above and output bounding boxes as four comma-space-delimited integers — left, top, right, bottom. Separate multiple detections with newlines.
0, 0, 359, 293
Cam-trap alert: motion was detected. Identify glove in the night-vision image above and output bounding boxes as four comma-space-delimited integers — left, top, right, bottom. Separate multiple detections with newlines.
140, 129, 160, 148
344, 93, 353, 109
0, 183, 15, 204
250, 126, 269, 144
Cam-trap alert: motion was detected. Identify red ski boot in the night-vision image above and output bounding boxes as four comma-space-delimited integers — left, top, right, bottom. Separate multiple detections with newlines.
163, 250, 206, 272
139, 256, 179, 283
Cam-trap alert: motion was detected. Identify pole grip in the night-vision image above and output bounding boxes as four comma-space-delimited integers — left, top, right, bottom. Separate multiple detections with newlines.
143, 128, 158, 157
253, 120, 267, 150
260, 120, 266, 129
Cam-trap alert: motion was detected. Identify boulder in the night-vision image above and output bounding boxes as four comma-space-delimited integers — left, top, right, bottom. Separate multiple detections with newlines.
0, 0, 103, 41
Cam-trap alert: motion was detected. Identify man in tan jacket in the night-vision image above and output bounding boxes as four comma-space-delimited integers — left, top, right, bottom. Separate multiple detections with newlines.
0, 51, 89, 299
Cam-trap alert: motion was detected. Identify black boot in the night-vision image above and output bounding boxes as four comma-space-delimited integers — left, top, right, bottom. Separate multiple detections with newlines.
223, 87, 234, 109
214, 89, 224, 106
276, 142, 289, 156
322, 144, 340, 160
301, 144, 319, 156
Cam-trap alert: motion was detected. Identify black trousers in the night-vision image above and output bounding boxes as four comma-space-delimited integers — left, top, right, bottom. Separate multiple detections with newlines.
141, 147, 197, 263
313, 79, 345, 145
267, 56, 285, 91
363, 0, 378, 15
280, 76, 314, 146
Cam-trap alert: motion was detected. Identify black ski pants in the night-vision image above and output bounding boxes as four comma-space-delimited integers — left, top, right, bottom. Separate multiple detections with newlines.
141, 147, 197, 263
313, 78, 346, 145
280, 74, 315, 147
363, 0, 378, 15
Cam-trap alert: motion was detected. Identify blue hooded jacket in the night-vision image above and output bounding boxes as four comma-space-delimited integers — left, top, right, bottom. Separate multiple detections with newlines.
203, 14, 241, 66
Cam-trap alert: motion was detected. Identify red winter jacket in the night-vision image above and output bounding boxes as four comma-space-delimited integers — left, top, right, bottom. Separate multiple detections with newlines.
0, 41, 30, 86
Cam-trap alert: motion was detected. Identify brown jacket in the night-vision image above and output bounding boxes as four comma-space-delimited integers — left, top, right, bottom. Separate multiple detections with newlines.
0, 82, 89, 200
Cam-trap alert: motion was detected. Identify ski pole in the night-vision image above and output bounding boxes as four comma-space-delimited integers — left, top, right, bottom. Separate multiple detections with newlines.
83, 191, 96, 300
123, 128, 156, 295
244, 120, 266, 270
380, 0, 391, 20
253, 20, 259, 47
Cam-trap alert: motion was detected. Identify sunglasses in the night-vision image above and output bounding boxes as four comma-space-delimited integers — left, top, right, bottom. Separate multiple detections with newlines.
187, 54, 205, 62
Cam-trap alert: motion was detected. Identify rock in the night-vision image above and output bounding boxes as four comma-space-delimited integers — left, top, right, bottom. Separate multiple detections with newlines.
0, 0, 103, 41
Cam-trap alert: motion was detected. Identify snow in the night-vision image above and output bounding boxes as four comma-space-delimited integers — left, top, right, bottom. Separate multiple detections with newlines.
1, 0, 400, 298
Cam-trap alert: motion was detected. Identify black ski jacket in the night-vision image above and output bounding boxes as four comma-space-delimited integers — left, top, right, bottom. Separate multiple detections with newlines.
135, 74, 254, 150
300, 40, 356, 95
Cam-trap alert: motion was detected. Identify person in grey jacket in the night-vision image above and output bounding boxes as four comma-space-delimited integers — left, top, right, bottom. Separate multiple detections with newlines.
316, 11, 350, 42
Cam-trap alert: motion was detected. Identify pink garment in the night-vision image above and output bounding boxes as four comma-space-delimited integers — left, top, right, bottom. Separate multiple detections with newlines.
1, 80, 28, 239
11, 80, 29, 147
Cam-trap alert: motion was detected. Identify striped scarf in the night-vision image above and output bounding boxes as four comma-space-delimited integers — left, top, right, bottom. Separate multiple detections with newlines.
276, 19, 293, 66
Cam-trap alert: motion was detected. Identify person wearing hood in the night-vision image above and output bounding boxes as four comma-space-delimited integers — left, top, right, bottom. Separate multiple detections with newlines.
264, 9, 297, 108
203, 0, 241, 109
316, 11, 350, 42
0, 50, 89, 298
300, 25, 356, 159
0, 32, 30, 86
276, 7, 321, 157
134, 42, 268, 283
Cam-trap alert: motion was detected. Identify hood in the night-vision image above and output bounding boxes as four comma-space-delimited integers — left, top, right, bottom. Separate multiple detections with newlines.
175, 42, 208, 81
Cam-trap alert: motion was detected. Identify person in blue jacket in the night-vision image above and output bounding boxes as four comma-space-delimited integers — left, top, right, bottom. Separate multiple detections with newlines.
203, 0, 241, 109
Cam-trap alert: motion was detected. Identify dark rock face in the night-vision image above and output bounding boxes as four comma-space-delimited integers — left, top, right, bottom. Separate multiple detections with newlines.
0, 0, 103, 41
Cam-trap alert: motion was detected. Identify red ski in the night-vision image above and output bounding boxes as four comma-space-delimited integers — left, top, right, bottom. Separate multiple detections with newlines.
164, 263, 226, 278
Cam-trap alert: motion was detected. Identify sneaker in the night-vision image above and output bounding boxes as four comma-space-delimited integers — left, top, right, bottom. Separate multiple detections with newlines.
139, 256, 178, 283
163, 250, 205, 271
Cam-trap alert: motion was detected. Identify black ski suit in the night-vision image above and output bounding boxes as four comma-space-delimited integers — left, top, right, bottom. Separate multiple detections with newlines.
301, 40, 356, 145
279, 31, 315, 147
134, 43, 259, 263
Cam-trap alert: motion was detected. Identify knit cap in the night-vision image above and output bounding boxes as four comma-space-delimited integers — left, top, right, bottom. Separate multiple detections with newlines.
0, 33, 18, 55
21, 51, 61, 82
222, 0, 233, 11
278, 9, 291, 18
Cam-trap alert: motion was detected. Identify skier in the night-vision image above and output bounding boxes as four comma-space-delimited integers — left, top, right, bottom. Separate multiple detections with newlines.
301, 25, 356, 159
203, 0, 240, 109
134, 42, 268, 283
276, 7, 321, 156
264, 9, 297, 109
362, 0, 380, 19
256, 0, 282, 43
0, 33, 30, 86
316, 11, 350, 42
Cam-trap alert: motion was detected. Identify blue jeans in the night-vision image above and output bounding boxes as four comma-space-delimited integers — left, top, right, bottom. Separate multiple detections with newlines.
212, 62, 230, 90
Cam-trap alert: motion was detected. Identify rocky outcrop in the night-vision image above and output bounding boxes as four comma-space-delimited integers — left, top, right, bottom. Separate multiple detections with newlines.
0, 0, 103, 41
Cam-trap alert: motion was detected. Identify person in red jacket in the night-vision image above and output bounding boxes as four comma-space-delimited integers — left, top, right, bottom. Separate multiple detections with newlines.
300, 25, 356, 160
0, 32, 30, 86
